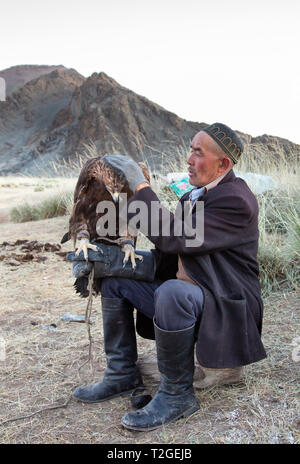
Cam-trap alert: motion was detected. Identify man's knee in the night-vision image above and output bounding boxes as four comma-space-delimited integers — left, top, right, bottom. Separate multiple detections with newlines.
154, 279, 200, 307
154, 279, 203, 331
154, 280, 182, 307
154, 280, 190, 325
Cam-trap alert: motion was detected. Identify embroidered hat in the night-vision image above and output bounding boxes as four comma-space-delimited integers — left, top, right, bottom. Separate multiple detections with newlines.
202, 122, 244, 164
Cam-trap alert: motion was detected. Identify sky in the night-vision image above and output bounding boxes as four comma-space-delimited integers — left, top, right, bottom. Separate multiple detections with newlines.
1, 0, 300, 143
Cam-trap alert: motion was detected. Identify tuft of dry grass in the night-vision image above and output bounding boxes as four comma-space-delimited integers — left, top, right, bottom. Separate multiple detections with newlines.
10, 192, 73, 223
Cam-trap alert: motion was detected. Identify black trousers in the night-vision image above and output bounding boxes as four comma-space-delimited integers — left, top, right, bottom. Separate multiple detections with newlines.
100, 278, 204, 331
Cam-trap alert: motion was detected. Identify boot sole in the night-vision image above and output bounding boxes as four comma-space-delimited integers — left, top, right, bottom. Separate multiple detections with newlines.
121, 403, 200, 432
72, 388, 136, 404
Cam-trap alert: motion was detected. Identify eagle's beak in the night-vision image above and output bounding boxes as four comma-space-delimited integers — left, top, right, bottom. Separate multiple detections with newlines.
112, 192, 119, 203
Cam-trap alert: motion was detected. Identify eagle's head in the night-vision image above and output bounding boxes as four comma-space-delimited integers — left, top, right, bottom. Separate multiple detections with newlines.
100, 156, 127, 203
90, 154, 150, 203
105, 178, 125, 203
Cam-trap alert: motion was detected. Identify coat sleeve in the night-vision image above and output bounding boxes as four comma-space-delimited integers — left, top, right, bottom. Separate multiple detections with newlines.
128, 186, 258, 255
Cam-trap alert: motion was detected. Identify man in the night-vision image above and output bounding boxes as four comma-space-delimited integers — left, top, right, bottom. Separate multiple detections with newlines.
72, 123, 267, 431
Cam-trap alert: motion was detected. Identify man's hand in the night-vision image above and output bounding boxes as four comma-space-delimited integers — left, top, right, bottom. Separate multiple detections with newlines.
102, 154, 149, 192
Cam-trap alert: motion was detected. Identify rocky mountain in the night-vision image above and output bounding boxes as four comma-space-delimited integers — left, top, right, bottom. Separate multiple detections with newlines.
0, 67, 85, 173
245, 133, 299, 162
57, 72, 204, 165
0, 65, 68, 96
0, 65, 299, 175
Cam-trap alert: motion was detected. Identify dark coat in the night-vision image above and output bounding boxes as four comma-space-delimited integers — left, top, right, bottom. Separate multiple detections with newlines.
131, 170, 267, 368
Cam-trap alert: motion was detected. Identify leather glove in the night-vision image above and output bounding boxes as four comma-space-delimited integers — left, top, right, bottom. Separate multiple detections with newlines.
67, 242, 157, 282
102, 154, 149, 192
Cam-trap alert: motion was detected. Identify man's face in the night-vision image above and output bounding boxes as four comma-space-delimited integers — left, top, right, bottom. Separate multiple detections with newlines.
187, 131, 225, 187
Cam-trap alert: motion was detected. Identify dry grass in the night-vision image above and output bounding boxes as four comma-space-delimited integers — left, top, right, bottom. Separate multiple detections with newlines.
10, 191, 73, 223
0, 177, 76, 224
0, 216, 299, 444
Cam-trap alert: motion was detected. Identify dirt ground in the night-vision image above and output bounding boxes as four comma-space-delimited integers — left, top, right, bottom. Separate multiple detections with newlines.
0, 184, 299, 444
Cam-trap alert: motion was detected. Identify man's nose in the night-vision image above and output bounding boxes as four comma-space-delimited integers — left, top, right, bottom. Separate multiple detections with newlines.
187, 152, 194, 164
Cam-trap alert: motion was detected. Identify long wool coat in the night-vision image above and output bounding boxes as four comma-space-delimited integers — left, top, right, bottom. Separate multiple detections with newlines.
130, 169, 267, 368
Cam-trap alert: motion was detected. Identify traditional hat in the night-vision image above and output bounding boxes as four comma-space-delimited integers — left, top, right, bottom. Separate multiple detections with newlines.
202, 122, 244, 164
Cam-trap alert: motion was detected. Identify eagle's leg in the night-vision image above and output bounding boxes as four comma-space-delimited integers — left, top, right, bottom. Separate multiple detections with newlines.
75, 238, 98, 261
121, 243, 143, 270
99, 236, 143, 270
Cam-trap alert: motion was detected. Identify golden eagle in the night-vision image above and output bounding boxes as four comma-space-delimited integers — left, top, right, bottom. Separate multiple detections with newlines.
61, 151, 150, 295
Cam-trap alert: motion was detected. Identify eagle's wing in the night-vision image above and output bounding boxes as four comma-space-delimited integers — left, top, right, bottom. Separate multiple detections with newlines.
69, 157, 107, 258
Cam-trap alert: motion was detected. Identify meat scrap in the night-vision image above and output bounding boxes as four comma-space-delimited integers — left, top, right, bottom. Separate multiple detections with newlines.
0, 240, 66, 266
20, 241, 61, 252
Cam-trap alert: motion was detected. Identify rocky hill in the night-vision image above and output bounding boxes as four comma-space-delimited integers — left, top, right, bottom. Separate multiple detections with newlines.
0, 65, 68, 96
0, 67, 85, 173
58, 72, 204, 165
0, 65, 299, 175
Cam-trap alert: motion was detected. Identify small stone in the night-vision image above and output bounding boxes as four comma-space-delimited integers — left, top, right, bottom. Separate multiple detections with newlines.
7, 258, 21, 266
41, 324, 57, 331
60, 313, 87, 323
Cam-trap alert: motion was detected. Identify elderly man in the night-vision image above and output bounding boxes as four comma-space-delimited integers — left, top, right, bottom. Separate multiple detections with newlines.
72, 123, 267, 431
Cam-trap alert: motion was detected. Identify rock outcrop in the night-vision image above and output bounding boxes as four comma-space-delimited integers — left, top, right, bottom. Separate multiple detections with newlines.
61, 72, 205, 166
0, 67, 85, 173
0, 65, 68, 96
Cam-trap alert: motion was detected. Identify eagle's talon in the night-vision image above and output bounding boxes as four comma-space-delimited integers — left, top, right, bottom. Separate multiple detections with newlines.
75, 238, 98, 261
123, 252, 130, 267
121, 244, 142, 270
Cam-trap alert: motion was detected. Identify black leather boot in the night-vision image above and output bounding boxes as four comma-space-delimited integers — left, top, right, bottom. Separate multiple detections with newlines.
121, 320, 200, 431
72, 297, 143, 403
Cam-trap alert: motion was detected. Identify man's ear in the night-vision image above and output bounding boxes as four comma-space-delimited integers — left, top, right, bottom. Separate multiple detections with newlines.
219, 157, 231, 171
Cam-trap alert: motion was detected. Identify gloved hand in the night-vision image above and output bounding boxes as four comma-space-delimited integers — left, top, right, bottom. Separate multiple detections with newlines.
67, 242, 157, 282
102, 154, 149, 192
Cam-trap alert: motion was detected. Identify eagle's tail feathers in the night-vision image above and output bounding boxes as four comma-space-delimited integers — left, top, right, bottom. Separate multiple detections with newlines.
73, 277, 102, 298
61, 232, 70, 244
